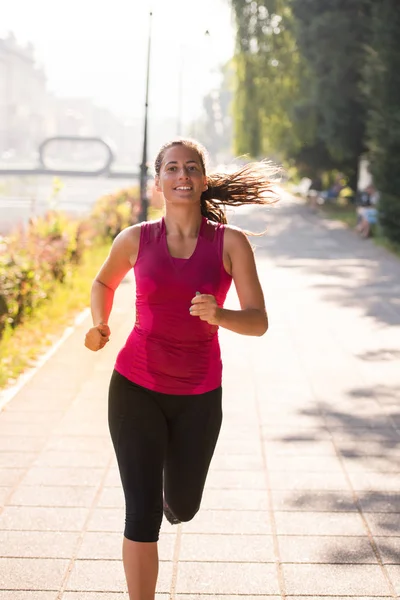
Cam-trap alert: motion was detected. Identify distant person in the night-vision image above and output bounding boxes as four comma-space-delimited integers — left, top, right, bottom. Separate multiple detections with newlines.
356, 184, 379, 238
84, 138, 279, 600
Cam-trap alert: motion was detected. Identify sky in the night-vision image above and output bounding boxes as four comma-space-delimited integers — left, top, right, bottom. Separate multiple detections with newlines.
2, 0, 236, 126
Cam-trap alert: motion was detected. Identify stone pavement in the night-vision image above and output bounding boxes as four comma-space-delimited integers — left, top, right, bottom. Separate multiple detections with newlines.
0, 197, 399, 599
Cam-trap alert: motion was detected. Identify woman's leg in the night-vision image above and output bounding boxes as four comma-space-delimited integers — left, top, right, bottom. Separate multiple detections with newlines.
164, 387, 223, 521
108, 371, 168, 600
122, 538, 158, 600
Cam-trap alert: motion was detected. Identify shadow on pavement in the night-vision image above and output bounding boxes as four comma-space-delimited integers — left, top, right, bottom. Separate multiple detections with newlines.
231, 201, 400, 328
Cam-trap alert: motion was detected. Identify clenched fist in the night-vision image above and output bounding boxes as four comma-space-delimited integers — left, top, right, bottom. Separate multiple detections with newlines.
189, 293, 221, 325
84, 323, 111, 351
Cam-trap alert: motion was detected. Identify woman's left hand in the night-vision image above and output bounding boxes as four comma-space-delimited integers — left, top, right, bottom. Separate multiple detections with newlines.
190, 293, 221, 325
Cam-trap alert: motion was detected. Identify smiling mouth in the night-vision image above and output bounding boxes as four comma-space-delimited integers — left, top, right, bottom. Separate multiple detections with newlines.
174, 186, 193, 191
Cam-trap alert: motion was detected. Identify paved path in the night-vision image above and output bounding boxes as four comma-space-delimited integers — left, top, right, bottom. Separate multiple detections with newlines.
0, 197, 399, 599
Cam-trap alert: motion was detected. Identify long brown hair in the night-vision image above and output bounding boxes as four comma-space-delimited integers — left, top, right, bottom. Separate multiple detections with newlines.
154, 138, 280, 224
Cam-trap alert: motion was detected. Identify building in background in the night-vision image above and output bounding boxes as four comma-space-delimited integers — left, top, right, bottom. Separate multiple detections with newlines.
0, 32, 138, 167
0, 32, 53, 159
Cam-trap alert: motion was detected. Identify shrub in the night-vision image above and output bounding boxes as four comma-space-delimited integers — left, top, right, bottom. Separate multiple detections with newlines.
0, 185, 144, 341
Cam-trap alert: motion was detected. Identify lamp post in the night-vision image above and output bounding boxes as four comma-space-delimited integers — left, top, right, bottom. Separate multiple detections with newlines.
139, 11, 153, 222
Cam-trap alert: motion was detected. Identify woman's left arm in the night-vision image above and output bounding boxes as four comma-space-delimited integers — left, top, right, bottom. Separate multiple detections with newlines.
190, 228, 268, 336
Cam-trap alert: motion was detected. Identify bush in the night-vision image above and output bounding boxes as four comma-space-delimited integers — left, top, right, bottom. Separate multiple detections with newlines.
378, 192, 400, 244
89, 186, 140, 241
0, 185, 146, 341
0, 212, 88, 336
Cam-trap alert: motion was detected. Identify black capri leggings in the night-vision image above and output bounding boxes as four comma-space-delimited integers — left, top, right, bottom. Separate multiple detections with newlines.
108, 370, 222, 542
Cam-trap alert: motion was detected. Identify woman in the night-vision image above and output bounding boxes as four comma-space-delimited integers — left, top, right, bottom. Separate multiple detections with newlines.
84, 138, 278, 600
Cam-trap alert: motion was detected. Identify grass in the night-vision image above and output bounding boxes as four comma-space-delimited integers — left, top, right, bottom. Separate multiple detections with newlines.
318, 201, 358, 228
317, 201, 400, 258
0, 243, 110, 390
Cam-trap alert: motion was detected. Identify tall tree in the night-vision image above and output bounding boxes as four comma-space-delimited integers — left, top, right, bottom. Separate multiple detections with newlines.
231, 1, 307, 159
363, 0, 400, 243
291, 0, 370, 187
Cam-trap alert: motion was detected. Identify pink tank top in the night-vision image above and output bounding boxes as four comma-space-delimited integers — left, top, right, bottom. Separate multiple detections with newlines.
114, 216, 233, 394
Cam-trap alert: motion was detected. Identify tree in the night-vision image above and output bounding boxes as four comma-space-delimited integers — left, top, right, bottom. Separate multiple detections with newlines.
291, 0, 371, 188
363, 0, 400, 243
189, 62, 234, 164
231, 1, 307, 160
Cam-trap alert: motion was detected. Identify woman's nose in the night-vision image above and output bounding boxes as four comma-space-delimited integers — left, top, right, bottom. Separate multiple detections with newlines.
178, 168, 190, 178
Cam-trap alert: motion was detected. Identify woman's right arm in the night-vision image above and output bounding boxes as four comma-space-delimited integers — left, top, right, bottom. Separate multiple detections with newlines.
85, 225, 141, 351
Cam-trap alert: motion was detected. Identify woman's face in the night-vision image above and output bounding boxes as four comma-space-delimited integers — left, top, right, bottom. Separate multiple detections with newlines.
155, 145, 208, 205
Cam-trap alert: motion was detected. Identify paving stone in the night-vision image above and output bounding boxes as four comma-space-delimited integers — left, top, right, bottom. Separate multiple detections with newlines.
274, 511, 366, 536
33, 450, 111, 468
268, 470, 350, 491
348, 472, 400, 492
264, 439, 336, 456
0, 506, 88, 531
104, 468, 123, 487
9, 485, 97, 507
97, 486, 125, 508
282, 563, 392, 596
176, 561, 279, 595
268, 455, 343, 472
20, 467, 104, 487
0, 557, 69, 590
271, 489, 357, 512
0, 469, 24, 487
179, 533, 275, 562
175, 597, 280, 600
206, 469, 266, 490
0, 452, 37, 468
0, 593, 57, 600
0, 410, 65, 424
358, 491, 400, 512
286, 597, 391, 600
202, 488, 269, 511
374, 536, 400, 565
86, 507, 125, 532
211, 453, 264, 470
386, 565, 400, 595
342, 455, 400, 473
214, 438, 262, 456
363, 513, 400, 536
278, 535, 377, 564
0, 422, 56, 437
0, 489, 9, 506
65, 558, 171, 593
0, 530, 79, 558
44, 436, 111, 453
0, 437, 47, 452
181, 510, 271, 535
63, 594, 128, 600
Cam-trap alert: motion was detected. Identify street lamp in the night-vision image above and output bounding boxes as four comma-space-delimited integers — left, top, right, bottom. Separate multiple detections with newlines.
139, 11, 153, 222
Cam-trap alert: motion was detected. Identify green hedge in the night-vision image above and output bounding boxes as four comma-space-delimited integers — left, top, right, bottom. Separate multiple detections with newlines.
0, 185, 140, 340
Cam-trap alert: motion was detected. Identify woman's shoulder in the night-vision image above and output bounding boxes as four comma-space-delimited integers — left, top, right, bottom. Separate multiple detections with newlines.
223, 224, 248, 242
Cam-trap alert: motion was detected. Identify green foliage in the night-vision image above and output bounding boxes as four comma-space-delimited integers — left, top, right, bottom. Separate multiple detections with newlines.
363, 0, 400, 243
231, 1, 307, 159
90, 186, 139, 241
0, 186, 141, 340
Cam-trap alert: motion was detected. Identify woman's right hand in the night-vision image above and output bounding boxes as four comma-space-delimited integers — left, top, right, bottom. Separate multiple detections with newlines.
84, 323, 111, 351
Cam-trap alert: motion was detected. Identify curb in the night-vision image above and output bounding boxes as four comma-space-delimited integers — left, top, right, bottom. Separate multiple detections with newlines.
0, 307, 90, 413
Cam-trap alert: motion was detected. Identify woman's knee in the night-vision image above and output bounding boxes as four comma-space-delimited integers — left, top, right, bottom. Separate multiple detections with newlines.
168, 499, 201, 523
124, 507, 163, 542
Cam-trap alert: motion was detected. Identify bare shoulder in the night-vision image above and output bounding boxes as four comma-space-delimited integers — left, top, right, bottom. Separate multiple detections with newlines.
111, 223, 142, 265
223, 224, 252, 253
